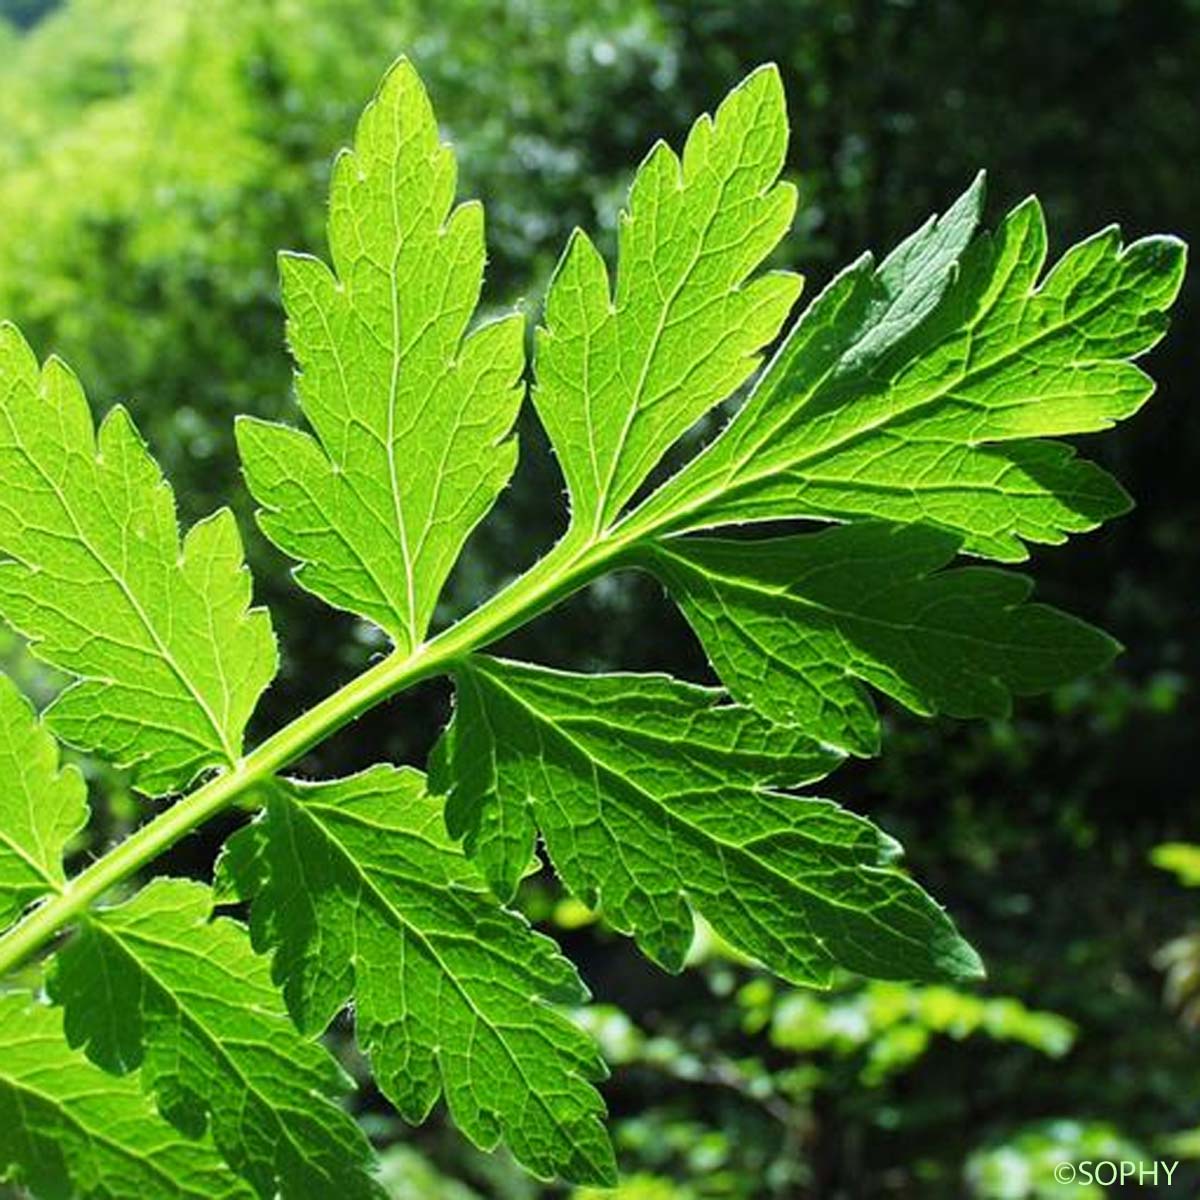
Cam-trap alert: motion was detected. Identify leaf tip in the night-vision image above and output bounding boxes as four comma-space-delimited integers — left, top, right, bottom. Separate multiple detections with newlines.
943, 935, 987, 983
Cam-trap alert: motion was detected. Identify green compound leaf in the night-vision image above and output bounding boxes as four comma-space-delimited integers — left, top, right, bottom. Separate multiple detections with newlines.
0, 325, 276, 794
535, 63, 800, 536
630, 179, 1187, 561
0, 673, 87, 931
238, 57, 524, 653
433, 658, 981, 987
0, 56, 1185, 1198
0, 992, 252, 1200
217, 766, 615, 1188
643, 522, 1118, 756
48, 878, 382, 1200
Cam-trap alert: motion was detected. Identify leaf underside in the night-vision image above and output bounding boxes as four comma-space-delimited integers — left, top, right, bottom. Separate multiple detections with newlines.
217, 766, 616, 1187
642, 521, 1118, 755
0, 992, 253, 1200
50, 878, 382, 1200
433, 658, 982, 987
0, 324, 276, 795
238, 58, 524, 654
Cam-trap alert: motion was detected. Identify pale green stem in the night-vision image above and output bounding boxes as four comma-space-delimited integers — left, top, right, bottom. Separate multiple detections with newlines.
0, 525, 640, 978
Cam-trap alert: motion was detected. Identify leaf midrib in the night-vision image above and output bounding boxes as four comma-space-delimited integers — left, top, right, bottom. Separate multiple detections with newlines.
89, 917, 319, 1176
651, 542, 1055, 658
2, 1039, 190, 1194
636, 221, 1138, 540
471, 663, 934, 965
283, 791, 584, 1143
0, 405, 235, 767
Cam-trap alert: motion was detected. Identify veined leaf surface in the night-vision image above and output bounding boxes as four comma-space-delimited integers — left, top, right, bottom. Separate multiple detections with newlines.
0, 325, 275, 794
238, 57, 524, 652
434, 658, 981, 987
0, 673, 87, 931
0, 992, 252, 1200
629, 180, 1186, 561
644, 521, 1117, 755
217, 766, 615, 1187
535, 64, 800, 536
49, 878, 382, 1200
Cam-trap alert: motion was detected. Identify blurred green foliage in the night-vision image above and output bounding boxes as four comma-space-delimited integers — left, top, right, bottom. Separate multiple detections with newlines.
0, 0, 1196, 1196
1152, 843, 1200, 889
965, 1121, 1150, 1200
1152, 843, 1200, 1033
